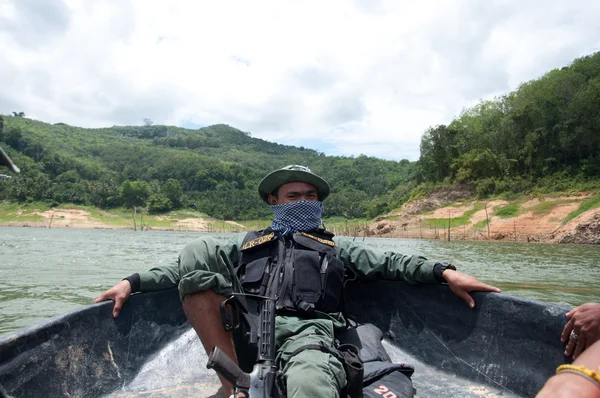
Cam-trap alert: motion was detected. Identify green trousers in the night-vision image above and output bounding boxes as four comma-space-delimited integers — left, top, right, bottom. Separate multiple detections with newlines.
178, 238, 347, 398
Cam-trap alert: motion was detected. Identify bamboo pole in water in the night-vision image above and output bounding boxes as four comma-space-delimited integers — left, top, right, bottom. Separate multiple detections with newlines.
447, 211, 451, 242
484, 203, 490, 240
132, 207, 137, 231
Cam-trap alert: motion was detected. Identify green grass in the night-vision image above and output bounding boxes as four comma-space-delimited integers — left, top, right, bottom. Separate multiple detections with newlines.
422, 203, 484, 229
323, 217, 370, 235
224, 219, 271, 231
495, 203, 519, 218
529, 199, 578, 215
474, 220, 489, 228
563, 194, 600, 224
0, 201, 50, 223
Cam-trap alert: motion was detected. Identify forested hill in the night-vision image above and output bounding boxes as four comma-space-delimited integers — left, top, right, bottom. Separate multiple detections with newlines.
418, 52, 600, 195
0, 118, 416, 220
1, 52, 599, 221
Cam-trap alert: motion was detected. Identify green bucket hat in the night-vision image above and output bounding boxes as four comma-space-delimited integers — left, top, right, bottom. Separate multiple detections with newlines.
258, 165, 330, 203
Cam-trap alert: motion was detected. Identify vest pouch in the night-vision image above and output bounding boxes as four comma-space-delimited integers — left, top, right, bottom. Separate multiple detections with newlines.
240, 257, 271, 294
318, 253, 345, 313
292, 250, 345, 314
293, 250, 321, 305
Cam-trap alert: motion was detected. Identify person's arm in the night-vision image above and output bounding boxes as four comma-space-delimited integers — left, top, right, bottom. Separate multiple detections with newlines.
93, 262, 180, 318
334, 239, 500, 308
334, 238, 438, 283
93, 234, 244, 318
137, 263, 180, 291
536, 339, 600, 398
176, 233, 245, 298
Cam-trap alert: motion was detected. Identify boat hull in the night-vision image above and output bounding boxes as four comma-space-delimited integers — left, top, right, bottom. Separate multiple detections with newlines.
0, 282, 569, 397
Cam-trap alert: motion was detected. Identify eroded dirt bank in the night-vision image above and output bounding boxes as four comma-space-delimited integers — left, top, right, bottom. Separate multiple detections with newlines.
366, 187, 599, 244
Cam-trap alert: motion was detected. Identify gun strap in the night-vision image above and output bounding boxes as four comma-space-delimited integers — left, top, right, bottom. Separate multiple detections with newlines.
287, 341, 343, 362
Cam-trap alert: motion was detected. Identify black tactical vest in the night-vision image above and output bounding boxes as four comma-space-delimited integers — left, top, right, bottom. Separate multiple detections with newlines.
237, 228, 346, 316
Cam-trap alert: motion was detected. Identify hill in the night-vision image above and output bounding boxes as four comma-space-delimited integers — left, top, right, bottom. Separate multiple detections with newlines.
1, 52, 600, 230
0, 117, 414, 220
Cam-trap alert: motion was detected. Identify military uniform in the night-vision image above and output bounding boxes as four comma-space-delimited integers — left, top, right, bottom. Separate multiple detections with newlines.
129, 231, 441, 398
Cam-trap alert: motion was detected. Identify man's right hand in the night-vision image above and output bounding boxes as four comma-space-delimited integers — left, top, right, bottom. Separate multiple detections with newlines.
93, 280, 132, 318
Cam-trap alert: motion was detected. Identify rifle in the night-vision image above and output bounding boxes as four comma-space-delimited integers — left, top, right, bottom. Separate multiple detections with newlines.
207, 294, 283, 398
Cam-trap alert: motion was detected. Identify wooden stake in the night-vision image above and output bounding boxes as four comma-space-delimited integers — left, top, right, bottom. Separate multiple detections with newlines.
132, 207, 137, 231
484, 203, 490, 240
447, 211, 451, 242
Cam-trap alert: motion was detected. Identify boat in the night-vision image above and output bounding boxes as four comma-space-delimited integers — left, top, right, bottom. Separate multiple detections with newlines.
0, 281, 569, 397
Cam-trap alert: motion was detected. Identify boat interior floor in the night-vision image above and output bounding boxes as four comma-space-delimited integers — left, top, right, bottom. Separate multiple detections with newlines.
105, 328, 520, 398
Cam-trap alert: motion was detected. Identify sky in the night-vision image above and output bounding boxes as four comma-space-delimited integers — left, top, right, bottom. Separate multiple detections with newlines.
1, 0, 599, 161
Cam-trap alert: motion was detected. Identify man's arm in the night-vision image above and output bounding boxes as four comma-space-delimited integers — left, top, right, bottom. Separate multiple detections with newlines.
93, 262, 180, 318
94, 234, 246, 318
138, 263, 180, 291
334, 239, 500, 308
334, 238, 438, 283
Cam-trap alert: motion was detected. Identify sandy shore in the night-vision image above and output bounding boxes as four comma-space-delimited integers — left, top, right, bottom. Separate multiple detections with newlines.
0, 208, 247, 232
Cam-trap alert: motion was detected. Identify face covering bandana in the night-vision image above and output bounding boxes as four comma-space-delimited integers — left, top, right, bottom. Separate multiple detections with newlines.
270, 200, 324, 235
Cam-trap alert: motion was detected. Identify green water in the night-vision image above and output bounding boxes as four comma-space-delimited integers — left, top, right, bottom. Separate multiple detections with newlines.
1, 226, 598, 336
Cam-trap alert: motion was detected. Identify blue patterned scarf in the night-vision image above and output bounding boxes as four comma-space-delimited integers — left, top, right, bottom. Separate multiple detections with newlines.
270, 200, 324, 235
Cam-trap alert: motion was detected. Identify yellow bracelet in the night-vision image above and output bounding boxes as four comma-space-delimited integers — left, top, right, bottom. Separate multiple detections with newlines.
556, 364, 600, 388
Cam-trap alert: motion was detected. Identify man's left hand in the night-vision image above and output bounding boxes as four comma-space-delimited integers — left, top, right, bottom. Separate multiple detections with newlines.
442, 270, 501, 308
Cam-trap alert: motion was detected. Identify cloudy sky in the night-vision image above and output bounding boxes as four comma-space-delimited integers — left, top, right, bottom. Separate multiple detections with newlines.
1, 0, 599, 161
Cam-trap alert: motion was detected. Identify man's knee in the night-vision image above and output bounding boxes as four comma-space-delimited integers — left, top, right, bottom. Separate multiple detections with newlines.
283, 350, 346, 398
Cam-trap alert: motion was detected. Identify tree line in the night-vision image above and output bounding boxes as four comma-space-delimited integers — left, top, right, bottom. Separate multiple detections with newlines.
1, 52, 599, 220
418, 52, 600, 196
0, 117, 414, 220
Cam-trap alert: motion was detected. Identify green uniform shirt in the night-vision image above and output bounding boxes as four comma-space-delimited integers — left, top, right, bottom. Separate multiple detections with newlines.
138, 233, 439, 294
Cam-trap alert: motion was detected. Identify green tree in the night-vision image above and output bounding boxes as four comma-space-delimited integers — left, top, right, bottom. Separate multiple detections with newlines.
162, 178, 184, 208
147, 194, 172, 213
119, 180, 151, 208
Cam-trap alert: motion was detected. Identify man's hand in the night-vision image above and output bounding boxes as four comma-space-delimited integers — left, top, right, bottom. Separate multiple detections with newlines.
561, 302, 600, 359
442, 270, 501, 308
93, 280, 132, 318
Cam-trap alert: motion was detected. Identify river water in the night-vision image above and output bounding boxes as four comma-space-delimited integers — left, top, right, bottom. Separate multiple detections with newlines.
1, 226, 598, 336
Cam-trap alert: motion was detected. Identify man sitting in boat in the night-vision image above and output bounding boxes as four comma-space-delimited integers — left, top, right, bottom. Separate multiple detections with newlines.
95, 165, 501, 398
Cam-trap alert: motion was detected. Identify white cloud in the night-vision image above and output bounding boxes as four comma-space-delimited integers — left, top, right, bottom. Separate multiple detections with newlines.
1, 0, 599, 160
